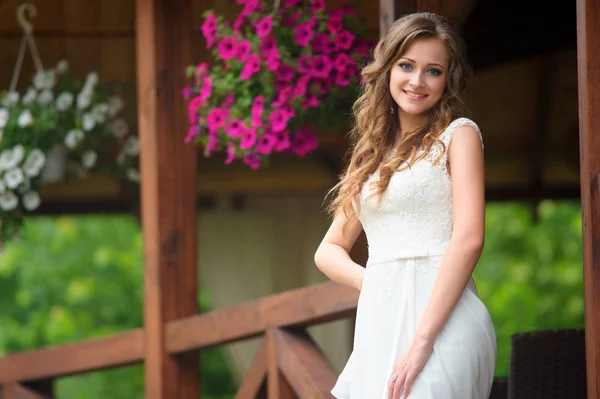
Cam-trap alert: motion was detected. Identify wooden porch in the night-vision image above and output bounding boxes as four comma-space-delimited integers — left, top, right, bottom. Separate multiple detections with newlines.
0, 0, 597, 398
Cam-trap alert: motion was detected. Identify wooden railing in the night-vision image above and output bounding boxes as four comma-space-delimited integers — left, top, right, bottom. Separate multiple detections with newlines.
0, 281, 359, 398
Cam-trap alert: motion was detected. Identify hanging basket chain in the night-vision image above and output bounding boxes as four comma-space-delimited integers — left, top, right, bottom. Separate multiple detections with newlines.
9, 2, 44, 93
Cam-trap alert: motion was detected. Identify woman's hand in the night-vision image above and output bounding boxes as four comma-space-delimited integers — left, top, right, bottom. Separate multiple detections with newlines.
387, 335, 434, 398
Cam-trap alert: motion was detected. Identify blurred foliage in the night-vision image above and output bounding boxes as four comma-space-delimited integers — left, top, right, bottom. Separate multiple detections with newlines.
0, 199, 585, 396
0, 216, 236, 399
475, 200, 584, 376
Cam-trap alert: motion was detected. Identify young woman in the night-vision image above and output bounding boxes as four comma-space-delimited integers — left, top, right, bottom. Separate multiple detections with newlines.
314, 12, 497, 399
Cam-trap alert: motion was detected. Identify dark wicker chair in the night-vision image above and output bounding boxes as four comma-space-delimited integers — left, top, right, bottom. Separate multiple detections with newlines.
489, 377, 508, 399
508, 328, 587, 399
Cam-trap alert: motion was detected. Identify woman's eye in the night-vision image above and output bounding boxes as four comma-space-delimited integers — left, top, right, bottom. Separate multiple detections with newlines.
399, 63, 412, 70
428, 69, 442, 76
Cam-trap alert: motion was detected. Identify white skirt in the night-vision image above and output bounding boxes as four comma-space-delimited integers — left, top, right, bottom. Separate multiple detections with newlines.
331, 255, 497, 399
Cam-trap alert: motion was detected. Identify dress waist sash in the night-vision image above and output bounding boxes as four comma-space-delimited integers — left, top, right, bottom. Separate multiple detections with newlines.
366, 243, 448, 268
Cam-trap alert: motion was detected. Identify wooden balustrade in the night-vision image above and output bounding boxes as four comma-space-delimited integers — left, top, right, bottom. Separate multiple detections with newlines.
0, 281, 358, 398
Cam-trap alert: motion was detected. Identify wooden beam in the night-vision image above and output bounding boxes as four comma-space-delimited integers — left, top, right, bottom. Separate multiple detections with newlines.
379, 0, 416, 36
577, 0, 600, 397
274, 328, 338, 398
166, 282, 359, 354
135, 0, 199, 398
235, 340, 268, 399
0, 330, 143, 384
266, 329, 296, 399
2, 384, 50, 399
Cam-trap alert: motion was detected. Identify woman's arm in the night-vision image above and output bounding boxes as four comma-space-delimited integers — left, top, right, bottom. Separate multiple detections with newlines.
414, 124, 486, 342
314, 211, 365, 291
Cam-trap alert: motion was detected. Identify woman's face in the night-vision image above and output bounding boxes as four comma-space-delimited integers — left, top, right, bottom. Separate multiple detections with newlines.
389, 37, 449, 118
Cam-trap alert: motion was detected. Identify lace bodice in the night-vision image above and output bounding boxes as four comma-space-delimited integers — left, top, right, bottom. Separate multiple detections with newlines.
358, 118, 483, 267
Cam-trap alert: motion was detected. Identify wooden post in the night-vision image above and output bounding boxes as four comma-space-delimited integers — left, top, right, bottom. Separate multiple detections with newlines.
577, 0, 600, 398
135, 0, 200, 398
379, 0, 441, 36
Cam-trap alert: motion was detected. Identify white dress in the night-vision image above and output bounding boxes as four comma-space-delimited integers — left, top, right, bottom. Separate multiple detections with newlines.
331, 118, 497, 399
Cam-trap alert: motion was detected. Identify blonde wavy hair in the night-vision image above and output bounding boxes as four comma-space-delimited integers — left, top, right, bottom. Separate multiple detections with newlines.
326, 12, 473, 234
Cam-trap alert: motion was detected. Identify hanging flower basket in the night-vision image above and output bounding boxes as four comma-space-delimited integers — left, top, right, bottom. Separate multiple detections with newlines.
183, 0, 371, 169
0, 60, 140, 242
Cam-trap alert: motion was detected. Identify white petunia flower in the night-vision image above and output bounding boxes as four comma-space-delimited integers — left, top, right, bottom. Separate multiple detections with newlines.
82, 113, 96, 132
92, 103, 109, 124
22, 88, 37, 105
123, 136, 139, 156
4, 167, 24, 189
2, 91, 19, 107
0, 190, 18, 210
116, 150, 126, 165
22, 191, 40, 211
18, 110, 33, 127
56, 60, 69, 73
109, 118, 129, 140
108, 96, 125, 117
22, 149, 46, 177
85, 72, 99, 88
37, 89, 54, 106
56, 92, 74, 111
126, 168, 140, 182
81, 150, 97, 169
77, 90, 92, 110
33, 70, 56, 91
65, 129, 84, 149
0, 145, 25, 171
0, 108, 8, 128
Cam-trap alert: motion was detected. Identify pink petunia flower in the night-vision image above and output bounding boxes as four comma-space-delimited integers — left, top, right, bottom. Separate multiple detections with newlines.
273, 130, 291, 152
225, 144, 237, 165
181, 86, 193, 100
273, 86, 294, 107
260, 36, 279, 57
188, 96, 204, 123
291, 128, 319, 156
255, 16, 273, 38
241, 0, 260, 16
225, 119, 245, 138
335, 30, 355, 50
199, 77, 212, 102
311, 0, 325, 13
233, 14, 246, 33
237, 40, 252, 62
222, 93, 235, 108
294, 23, 314, 47
206, 108, 229, 130
255, 133, 277, 155
327, 15, 343, 34
243, 153, 261, 169
241, 54, 261, 80
195, 62, 209, 78
217, 37, 239, 60
240, 128, 257, 149
334, 52, 352, 72
207, 129, 219, 153
293, 75, 311, 97
297, 56, 312, 74
276, 63, 296, 82
185, 125, 201, 143
201, 14, 217, 40
310, 55, 333, 79
269, 109, 290, 133
312, 33, 334, 54
266, 55, 281, 71
302, 94, 320, 109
